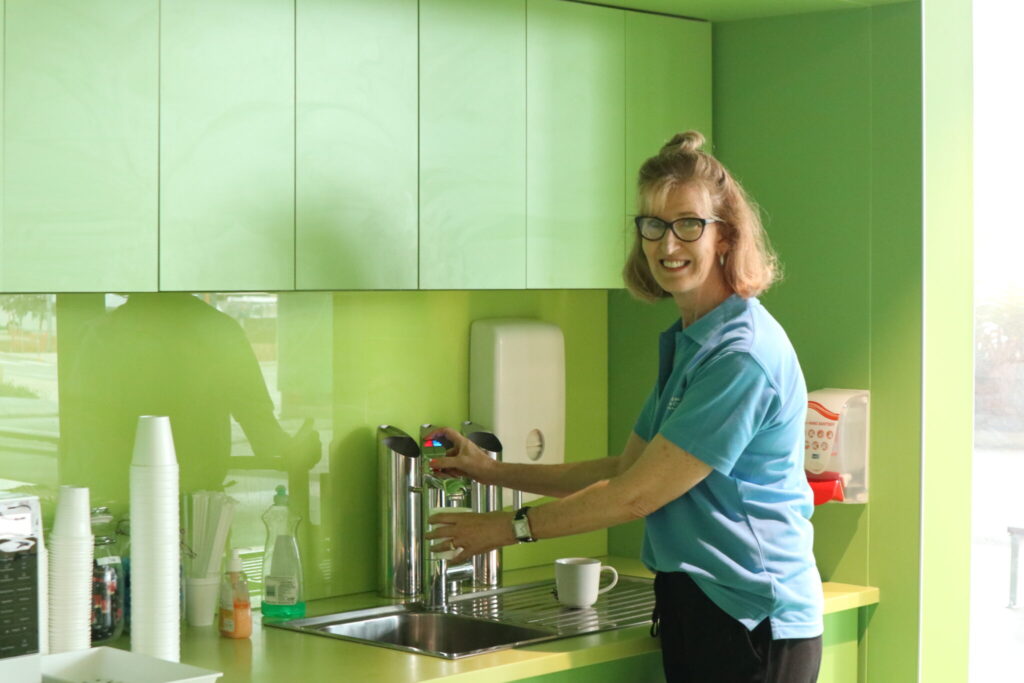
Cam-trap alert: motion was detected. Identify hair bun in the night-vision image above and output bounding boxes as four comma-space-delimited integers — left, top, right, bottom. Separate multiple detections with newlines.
661, 130, 705, 155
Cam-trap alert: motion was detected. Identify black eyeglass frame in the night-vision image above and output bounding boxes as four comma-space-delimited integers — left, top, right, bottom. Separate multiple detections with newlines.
633, 215, 721, 242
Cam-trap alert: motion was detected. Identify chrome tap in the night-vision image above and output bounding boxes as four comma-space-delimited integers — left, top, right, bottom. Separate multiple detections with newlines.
461, 421, 504, 589
378, 422, 513, 609
377, 425, 423, 599
421, 425, 475, 610
424, 506, 475, 610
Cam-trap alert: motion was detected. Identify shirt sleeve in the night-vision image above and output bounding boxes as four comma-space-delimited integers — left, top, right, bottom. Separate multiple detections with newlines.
632, 384, 659, 442
658, 351, 777, 474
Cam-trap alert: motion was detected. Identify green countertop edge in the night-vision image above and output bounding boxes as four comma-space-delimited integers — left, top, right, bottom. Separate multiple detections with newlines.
156, 556, 878, 683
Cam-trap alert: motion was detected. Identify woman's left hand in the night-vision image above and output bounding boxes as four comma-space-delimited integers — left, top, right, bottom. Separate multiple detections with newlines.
425, 510, 517, 564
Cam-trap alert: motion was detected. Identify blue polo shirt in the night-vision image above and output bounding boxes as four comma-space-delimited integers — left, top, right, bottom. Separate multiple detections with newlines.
634, 294, 822, 639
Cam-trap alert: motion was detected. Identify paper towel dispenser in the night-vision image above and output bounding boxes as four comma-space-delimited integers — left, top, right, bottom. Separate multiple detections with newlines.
469, 319, 565, 506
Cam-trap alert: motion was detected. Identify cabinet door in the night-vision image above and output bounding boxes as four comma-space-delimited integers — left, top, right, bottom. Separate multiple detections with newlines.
625, 12, 712, 260
526, 0, 625, 289
2, 0, 159, 292
160, 0, 294, 291
419, 0, 526, 290
296, 0, 418, 290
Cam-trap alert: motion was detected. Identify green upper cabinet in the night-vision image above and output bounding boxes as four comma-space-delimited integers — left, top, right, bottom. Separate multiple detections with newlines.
625, 12, 712, 258
419, 0, 527, 290
2, 0, 159, 292
526, 0, 625, 289
159, 0, 295, 292
296, 0, 418, 290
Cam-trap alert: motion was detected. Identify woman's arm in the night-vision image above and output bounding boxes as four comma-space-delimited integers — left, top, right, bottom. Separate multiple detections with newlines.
427, 428, 648, 498
527, 434, 711, 537
427, 434, 712, 560
482, 431, 648, 497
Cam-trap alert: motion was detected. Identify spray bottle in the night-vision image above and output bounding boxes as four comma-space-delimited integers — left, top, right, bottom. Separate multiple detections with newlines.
260, 486, 305, 621
219, 548, 252, 638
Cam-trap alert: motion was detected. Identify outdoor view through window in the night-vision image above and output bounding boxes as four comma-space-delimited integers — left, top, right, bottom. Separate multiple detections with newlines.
970, 2, 1024, 680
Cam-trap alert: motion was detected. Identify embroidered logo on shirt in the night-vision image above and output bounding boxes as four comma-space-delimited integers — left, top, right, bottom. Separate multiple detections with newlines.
666, 396, 681, 413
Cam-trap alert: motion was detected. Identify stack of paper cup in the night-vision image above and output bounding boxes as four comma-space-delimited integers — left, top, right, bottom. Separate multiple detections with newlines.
38, 534, 49, 655
48, 486, 93, 653
129, 416, 181, 663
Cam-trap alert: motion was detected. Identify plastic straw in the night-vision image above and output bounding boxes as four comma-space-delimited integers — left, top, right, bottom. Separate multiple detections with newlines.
186, 491, 236, 580
203, 499, 236, 578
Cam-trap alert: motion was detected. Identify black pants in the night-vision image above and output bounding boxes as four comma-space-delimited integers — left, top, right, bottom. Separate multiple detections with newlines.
652, 572, 822, 683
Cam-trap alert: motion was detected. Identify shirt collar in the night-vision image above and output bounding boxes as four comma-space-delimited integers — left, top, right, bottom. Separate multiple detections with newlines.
663, 294, 752, 345
688, 294, 747, 344
656, 294, 752, 392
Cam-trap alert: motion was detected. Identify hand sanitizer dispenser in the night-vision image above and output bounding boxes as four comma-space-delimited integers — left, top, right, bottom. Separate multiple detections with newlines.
805, 389, 869, 504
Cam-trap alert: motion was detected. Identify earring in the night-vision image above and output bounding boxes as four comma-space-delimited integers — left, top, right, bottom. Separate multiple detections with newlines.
719, 252, 726, 267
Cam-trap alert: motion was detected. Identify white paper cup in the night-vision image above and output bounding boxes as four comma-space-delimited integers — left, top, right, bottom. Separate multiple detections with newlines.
53, 486, 91, 538
132, 416, 178, 466
185, 577, 220, 627
47, 535, 92, 655
429, 506, 471, 560
554, 558, 618, 609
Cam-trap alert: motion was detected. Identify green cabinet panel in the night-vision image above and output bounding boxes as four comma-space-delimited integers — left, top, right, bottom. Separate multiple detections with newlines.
526, 0, 625, 289
2, 0, 158, 292
512, 610, 860, 682
419, 0, 527, 289
159, 0, 294, 291
296, 0, 418, 290
625, 12, 712, 260
511, 652, 664, 682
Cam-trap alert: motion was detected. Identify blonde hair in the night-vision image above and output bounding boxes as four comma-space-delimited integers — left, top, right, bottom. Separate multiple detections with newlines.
623, 131, 781, 301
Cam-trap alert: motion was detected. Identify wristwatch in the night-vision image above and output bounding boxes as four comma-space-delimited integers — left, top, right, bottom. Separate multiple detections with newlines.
512, 506, 536, 543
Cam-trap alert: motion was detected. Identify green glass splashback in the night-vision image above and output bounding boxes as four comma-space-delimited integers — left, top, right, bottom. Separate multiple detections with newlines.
0, 289, 607, 601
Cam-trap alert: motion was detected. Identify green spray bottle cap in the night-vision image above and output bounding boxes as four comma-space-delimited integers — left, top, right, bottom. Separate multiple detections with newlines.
273, 485, 288, 506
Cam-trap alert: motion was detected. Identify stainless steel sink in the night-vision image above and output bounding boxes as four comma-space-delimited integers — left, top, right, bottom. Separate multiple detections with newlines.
279, 607, 557, 658
265, 575, 654, 659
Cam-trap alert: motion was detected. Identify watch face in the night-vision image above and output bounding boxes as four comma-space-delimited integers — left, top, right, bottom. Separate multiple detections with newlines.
513, 518, 527, 537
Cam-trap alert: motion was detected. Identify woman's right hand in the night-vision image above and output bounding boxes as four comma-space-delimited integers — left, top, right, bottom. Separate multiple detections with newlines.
425, 426, 501, 486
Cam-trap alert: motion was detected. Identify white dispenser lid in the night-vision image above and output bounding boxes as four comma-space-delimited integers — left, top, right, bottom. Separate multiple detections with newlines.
227, 549, 243, 573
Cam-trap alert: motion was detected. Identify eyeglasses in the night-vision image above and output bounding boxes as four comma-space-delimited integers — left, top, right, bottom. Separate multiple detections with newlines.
634, 215, 720, 242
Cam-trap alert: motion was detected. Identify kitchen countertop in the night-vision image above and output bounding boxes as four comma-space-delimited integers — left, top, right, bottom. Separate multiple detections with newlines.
143, 557, 879, 683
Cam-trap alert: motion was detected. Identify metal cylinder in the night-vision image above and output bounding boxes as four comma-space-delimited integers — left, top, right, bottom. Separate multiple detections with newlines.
462, 421, 503, 589
378, 425, 422, 599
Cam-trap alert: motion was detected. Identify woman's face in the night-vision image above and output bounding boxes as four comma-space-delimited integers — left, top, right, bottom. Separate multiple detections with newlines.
641, 182, 728, 305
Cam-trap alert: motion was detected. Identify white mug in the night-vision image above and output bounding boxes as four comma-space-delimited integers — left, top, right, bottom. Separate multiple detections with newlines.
554, 557, 619, 608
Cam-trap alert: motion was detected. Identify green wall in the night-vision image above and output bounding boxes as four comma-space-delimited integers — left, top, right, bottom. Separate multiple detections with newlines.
328, 290, 609, 595
920, 0, 973, 680
0, 289, 607, 602
609, 3, 925, 681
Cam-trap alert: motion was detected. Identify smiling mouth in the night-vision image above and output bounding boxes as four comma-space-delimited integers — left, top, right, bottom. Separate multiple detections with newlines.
660, 259, 691, 271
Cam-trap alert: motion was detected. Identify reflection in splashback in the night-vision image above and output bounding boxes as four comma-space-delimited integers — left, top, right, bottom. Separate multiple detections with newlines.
60, 293, 321, 502
0, 294, 59, 492
0, 290, 608, 601
2, 292, 333, 595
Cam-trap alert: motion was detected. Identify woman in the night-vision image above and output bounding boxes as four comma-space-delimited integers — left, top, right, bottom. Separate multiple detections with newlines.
426, 131, 822, 682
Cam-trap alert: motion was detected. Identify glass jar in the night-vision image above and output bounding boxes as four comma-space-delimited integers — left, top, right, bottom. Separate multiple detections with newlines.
115, 517, 131, 633
91, 535, 125, 643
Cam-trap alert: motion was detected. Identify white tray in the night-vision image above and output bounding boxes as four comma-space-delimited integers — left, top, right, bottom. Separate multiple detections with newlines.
41, 647, 221, 683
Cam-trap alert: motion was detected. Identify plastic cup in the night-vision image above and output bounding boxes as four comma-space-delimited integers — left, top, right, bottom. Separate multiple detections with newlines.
185, 577, 220, 627
132, 416, 178, 467
53, 486, 91, 538
429, 506, 471, 560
